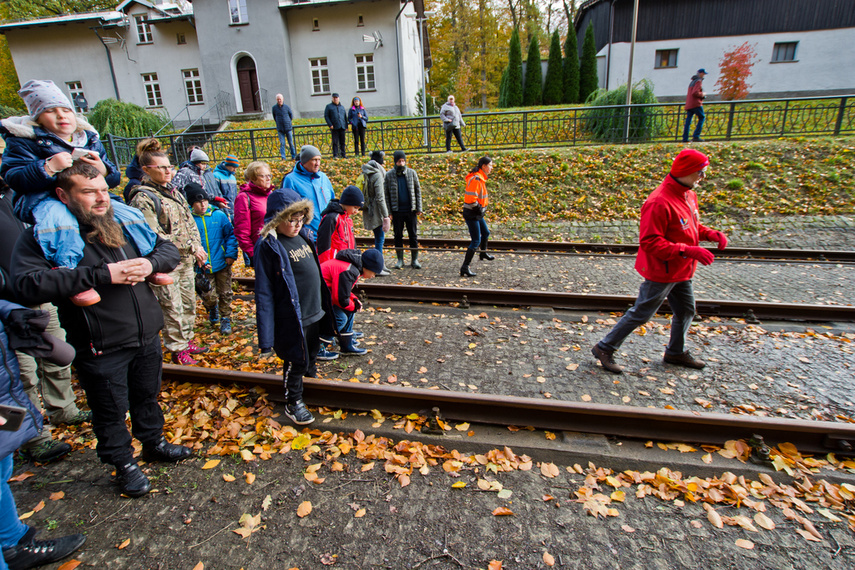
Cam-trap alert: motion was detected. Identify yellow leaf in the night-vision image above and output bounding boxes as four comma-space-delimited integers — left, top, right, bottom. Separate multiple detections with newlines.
244, 472, 256, 484
202, 459, 220, 470
262, 495, 272, 511
451, 481, 467, 489
543, 552, 555, 566
540, 462, 559, 478
735, 539, 754, 550
240, 449, 255, 462
581, 394, 592, 402
361, 462, 375, 472
223, 473, 236, 482
702, 453, 712, 464
297, 501, 312, 518
610, 490, 626, 502
454, 422, 470, 431
232, 527, 253, 538
117, 538, 131, 550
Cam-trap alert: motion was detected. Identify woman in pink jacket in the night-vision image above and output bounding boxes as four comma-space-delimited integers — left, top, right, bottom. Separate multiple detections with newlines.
233, 161, 274, 267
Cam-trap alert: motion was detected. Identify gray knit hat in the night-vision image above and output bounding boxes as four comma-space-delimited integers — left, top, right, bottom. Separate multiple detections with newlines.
18, 80, 74, 120
190, 148, 210, 163
300, 145, 321, 164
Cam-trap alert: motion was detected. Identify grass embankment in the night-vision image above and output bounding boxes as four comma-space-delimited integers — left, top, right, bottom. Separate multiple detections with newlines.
258, 137, 853, 227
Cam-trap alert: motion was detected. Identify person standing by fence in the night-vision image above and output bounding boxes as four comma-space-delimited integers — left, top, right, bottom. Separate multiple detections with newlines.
348, 97, 369, 157
683, 69, 707, 143
460, 156, 495, 277
273, 94, 296, 161
440, 95, 467, 152
324, 93, 348, 159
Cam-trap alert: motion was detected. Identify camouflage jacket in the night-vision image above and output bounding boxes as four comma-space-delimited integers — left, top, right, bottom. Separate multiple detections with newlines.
128, 179, 202, 258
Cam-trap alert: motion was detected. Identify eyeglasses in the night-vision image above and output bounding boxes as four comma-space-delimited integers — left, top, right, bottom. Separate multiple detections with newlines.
145, 165, 174, 172
286, 217, 305, 226
256, 174, 273, 179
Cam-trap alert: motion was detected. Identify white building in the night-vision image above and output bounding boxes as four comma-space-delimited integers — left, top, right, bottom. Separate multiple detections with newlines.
575, 0, 855, 101
0, 0, 426, 125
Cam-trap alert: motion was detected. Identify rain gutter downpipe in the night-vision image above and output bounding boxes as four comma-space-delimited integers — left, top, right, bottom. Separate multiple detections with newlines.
395, 1, 411, 115
92, 27, 120, 100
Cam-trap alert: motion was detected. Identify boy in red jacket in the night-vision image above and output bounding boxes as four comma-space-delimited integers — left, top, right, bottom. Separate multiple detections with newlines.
317, 185, 362, 263
321, 248, 384, 355
591, 149, 727, 374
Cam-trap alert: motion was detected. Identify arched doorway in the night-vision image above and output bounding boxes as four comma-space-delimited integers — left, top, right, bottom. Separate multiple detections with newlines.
236, 56, 260, 113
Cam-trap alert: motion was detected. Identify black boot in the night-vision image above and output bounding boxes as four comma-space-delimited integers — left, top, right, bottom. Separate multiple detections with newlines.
393, 251, 405, 269
479, 238, 495, 261
142, 437, 193, 462
411, 249, 421, 269
460, 248, 477, 277
115, 462, 151, 497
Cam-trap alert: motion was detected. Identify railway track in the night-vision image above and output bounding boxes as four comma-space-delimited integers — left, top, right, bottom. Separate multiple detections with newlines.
234, 277, 855, 323
162, 364, 855, 455
354, 238, 855, 263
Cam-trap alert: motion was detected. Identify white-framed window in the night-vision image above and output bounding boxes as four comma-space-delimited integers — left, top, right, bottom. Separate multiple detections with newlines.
355, 54, 375, 91
135, 14, 152, 44
228, 0, 247, 24
772, 42, 798, 63
183, 69, 204, 105
312, 18, 320, 31
141, 73, 163, 107
310, 58, 330, 95
654, 49, 678, 69
66, 81, 86, 112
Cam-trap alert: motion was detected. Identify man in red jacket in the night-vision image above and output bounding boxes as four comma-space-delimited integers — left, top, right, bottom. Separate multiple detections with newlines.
591, 149, 728, 374
682, 68, 707, 143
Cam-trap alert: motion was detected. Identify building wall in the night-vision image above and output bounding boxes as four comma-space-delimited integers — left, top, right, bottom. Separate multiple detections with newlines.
600, 28, 855, 99
283, 0, 417, 118
4, 14, 205, 124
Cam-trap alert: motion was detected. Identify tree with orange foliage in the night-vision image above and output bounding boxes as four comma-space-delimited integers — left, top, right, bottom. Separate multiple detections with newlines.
715, 42, 757, 101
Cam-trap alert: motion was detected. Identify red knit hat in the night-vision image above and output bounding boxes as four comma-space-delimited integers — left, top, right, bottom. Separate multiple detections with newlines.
670, 149, 710, 177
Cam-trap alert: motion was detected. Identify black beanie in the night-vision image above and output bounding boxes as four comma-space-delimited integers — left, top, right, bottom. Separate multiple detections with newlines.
184, 182, 208, 205
393, 150, 406, 164
370, 150, 384, 165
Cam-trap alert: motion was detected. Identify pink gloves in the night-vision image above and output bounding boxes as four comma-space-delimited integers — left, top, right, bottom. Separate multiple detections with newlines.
683, 246, 715, 266
707, 230, 728, 250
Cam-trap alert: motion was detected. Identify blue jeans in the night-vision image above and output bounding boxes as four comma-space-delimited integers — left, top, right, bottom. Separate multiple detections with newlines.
333, 306, 355, 335
683, 107, 705, 141
277, 130, 296, 160
372, 226, 385, 257
464, 217, 490, 250
0, 454, 29, 556
598, 279, 696, 356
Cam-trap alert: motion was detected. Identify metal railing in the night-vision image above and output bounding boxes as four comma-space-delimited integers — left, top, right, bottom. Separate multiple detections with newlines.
105, 95, 854, 168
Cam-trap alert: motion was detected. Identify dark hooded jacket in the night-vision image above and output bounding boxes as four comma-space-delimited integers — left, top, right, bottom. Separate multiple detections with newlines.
254, 189, 334, 363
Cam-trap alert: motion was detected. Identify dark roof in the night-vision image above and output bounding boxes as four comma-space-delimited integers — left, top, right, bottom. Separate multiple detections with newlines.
575, 0, 855, 54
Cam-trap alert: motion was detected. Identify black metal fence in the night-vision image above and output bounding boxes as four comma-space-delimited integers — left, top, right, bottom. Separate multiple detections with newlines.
104, 95, 853, 168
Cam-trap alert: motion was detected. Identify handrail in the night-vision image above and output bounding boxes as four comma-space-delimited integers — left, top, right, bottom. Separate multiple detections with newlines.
153, 103, 191, 136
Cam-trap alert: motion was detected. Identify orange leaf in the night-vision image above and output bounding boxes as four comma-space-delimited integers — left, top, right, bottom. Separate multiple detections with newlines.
32, 500, 45, 513
543, 552, 555, 566
49, 491, 64, 501
8, 471, 35, 482
244, 472, 256, 484
57, 561, 82, 570
117, 538, 131, 550
735, 539, 754, 549
297, 501, 312, 518
192, 563, 204, 570
488, 562, 503, 570
492, 507, 514, 516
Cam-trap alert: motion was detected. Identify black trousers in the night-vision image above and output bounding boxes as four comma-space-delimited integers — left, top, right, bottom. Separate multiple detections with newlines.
331, 129, 347, 158
352, 124, 366, 156
392, 211, 419, 250
74, 339, 165, 466
445, 126, 465, 151
283, 320, 320, 404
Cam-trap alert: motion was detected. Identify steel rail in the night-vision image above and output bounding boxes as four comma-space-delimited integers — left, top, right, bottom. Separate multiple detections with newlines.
234, 278, 855, 322
161, 364, 855, 454
353, 238, 855, 263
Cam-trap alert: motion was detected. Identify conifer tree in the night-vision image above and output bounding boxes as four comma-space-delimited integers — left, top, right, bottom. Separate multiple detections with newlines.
523, 34, 542, 106
579, 23, 599, 103
542, 31, 564, 105
505, 27, 524, 108
498, 66, 510, 108
563, 25, 580, 104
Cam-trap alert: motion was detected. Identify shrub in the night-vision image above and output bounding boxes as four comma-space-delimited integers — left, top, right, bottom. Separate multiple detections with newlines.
563, 26, 580, 104
542, 31, 564, 105
582, 79, 659, 142
523, 34, 542, 106
579, 23, 599, 103
0, 104, 24, 119
504, 28, 524, 108
87, 99, 168, 138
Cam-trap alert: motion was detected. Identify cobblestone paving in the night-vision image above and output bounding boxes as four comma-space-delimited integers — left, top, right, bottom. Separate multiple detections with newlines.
317, 305, 855, 424
376, 252, 855, 306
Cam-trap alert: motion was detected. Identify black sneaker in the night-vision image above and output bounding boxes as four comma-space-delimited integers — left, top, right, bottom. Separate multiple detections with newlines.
116, 462, 151, 497
284, 400, 315, 425
2, 533, 86, 570
142, 438, 193, 462
19, 440, 71, 463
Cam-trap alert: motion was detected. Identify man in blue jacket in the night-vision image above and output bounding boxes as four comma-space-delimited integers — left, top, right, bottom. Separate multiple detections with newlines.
323, 93, 348, 159
272, 94, 296, 161
281, 145, 335, 237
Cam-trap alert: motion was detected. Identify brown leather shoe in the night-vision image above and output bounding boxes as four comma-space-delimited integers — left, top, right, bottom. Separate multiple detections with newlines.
663, 351, 706, 369
146, 272, 174, 286
70, 288, 100, 306
591, 345, 623, 374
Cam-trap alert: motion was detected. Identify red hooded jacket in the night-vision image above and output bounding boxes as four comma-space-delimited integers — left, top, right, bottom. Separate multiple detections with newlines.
635, 174, 714, 283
